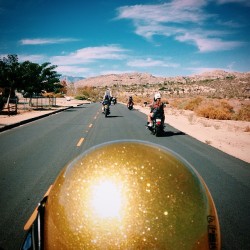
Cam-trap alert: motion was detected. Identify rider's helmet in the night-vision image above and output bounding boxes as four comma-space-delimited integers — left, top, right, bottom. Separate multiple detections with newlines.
22, 140, 220, 249
154, 93, 161, 100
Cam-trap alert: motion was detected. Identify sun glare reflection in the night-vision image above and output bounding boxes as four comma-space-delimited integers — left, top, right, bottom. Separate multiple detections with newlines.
90, 180, 123, 219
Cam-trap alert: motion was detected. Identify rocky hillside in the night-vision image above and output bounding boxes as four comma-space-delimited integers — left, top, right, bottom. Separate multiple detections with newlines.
74, 70, 250, 99
75, 70, 249, 86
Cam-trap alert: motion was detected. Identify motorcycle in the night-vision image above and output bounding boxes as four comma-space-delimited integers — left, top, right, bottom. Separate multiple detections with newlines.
101, 98, 111, 117
112, 97, 117, 105
127, 102, 133, 110
148, 115, 164, 137
103, 103, 110, 117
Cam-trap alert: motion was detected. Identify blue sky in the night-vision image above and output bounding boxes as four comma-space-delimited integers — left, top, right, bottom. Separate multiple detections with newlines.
0, 0, 249, 77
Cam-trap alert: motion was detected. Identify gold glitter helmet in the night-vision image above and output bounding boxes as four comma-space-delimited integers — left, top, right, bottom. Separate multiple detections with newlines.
22, 140, 221, 250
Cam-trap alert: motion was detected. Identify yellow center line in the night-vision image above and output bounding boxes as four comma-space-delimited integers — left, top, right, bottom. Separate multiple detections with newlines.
89, 123, 93, 128
77, 137, 84, 147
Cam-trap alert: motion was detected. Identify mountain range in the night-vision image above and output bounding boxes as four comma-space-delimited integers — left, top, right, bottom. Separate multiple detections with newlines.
74, 70, 250, 88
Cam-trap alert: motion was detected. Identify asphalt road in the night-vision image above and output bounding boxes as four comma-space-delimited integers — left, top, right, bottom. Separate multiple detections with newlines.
0, 103, 249, 249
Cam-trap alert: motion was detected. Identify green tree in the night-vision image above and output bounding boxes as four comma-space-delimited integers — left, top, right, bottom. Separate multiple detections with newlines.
0, 54, 61, 110
0, 54, 22, 111
20, 61, 61, 97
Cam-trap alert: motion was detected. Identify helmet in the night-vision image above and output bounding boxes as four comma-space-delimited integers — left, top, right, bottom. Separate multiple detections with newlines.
154, 93, 161, 100
24, 140, 221, 249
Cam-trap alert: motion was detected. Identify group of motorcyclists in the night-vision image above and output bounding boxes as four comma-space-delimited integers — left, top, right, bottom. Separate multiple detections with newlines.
101, 88, 165, 133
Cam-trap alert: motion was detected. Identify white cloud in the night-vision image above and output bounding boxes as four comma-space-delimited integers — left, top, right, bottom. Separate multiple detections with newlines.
20, 38, 79, 45
175, 32, 245, 52
18, 54, 47, 63
189, 67, 234, 75
215, 0, 250, 6
101, 70, 133, 75
117, 0, 208, 24
51, 45, 128, 65
116, 0, 245, 52
56, 65, 90, 76
127, 58, 179, 68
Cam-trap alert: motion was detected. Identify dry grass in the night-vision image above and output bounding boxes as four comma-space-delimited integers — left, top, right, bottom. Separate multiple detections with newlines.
75, 86, 100, 101
234, 104, 250, 121
196, 102, 233, 120
169, 97, 250, 121
183, 97, 203, 111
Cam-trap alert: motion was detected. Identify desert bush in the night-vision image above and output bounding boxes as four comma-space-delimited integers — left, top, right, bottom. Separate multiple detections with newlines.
75, 95, 87, 100
169, 98, 185, 109
196, 100, 233, 120
76, 86, 99, 101
170, 97, 239, 120
234, 104, 250, 121
183, 97, 203, 111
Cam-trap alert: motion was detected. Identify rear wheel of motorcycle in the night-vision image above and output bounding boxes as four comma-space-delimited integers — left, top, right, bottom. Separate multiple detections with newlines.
155, 127, 161, 137
105, 110, 108, 117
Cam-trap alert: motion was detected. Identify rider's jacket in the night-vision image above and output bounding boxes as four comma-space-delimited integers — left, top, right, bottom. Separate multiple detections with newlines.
128, 99, 133, 105
102, 99, 110, 105
150, 101, 164, 118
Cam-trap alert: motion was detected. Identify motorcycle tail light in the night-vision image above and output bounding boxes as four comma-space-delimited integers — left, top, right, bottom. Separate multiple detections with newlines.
156, 119, 161, 125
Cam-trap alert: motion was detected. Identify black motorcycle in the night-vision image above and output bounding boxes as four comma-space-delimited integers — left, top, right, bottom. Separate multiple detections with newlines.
103, 103, 110, 117
148, 115, 164, 137
127, 102, 133, 110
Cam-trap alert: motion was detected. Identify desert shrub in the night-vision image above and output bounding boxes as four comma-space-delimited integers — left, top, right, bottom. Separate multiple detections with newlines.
169, 98, 185, 109
76, 86, 99, 101
196, 100, 233, 120
234, 104, 250, 121
75, 95, 87, 100
183, 97, 203, 111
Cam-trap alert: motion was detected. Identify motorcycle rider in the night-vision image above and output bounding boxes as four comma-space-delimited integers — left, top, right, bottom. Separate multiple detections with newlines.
102, 95, 110, 113
127, 96, 134, 109
147, 92, 165, 128
103, 88, 112, 104
21, 140, 221, 249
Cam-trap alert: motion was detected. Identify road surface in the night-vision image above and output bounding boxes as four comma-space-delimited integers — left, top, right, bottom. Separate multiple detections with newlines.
0, 103, 249, 249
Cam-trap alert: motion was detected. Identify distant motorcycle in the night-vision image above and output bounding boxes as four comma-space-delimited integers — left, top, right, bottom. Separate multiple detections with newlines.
112, 97, 117, 105
127, 101, 133, 110
102, 99, 111, 117
103, 103, 110, 117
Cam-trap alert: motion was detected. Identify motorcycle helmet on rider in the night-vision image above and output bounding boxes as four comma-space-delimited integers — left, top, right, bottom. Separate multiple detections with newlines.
154, 92, 161, 101
21, 140, 221, 250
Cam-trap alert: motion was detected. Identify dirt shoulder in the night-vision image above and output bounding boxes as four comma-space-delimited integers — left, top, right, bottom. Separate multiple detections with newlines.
135, 104, 250, 163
